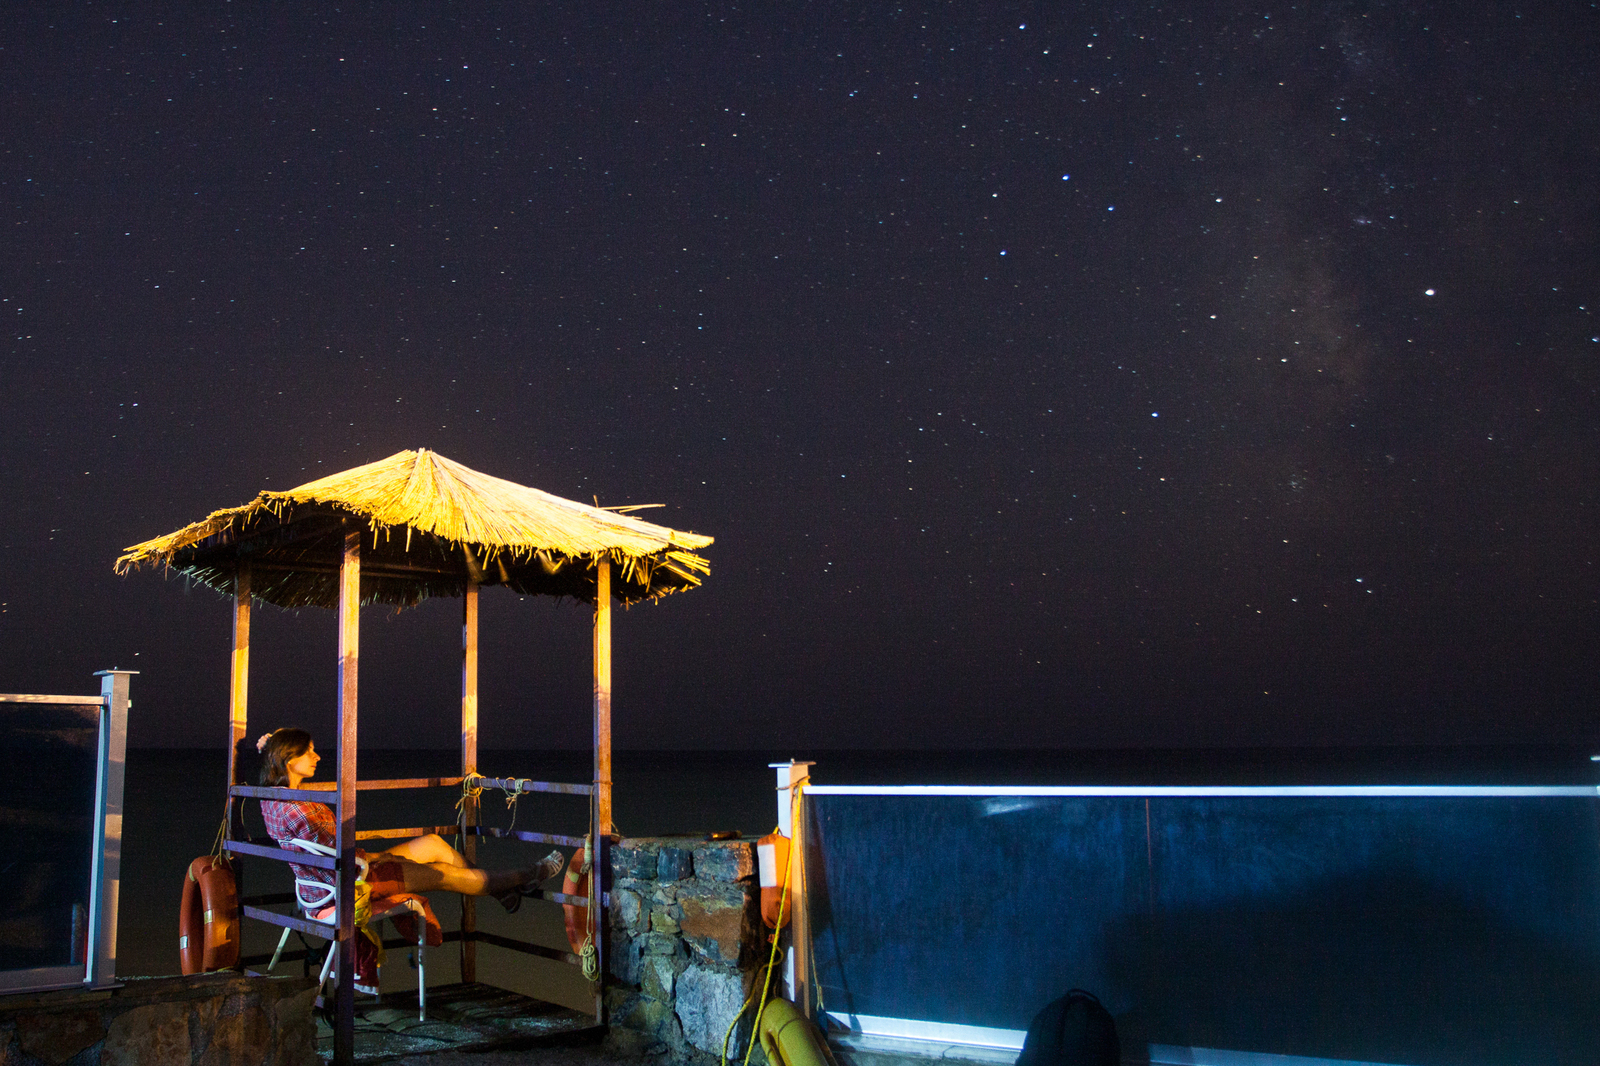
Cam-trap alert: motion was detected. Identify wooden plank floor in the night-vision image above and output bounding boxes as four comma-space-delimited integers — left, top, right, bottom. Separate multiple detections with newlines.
315, 983, 601, 1064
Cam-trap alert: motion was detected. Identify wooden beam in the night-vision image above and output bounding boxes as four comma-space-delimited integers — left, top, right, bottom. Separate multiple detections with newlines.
471, 930, 584, 965
229, 784, 340, 802
593, 558, 614, 836
334, 529, 360, 1066
242, 905, 337, 940
468, 826, 587, 849
223, 839, 337, 870
459, 580, 479, 983
226, 564, 251, 841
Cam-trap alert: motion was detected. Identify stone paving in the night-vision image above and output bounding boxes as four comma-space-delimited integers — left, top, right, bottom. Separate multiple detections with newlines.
381, 1046, 650, 1066
315, 983, 602, 1064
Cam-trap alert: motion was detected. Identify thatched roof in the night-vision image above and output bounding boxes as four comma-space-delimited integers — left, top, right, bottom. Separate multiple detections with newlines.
116, 449, 713, 608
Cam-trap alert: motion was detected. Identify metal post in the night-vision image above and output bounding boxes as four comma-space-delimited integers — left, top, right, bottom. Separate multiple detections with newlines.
226, 564, 251, 841
334, 530, 361, 1066
87, 669, 134, 991
770, 761, 814, 837
593, 558, 614, 836
460, 580, 479, 984
770, 761, 814, 1003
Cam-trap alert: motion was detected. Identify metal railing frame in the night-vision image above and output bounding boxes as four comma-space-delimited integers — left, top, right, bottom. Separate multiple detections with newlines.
0, 670, 135, 995
225, 776, 609, 1001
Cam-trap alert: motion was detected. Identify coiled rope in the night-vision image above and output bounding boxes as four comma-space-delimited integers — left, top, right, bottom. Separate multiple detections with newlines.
579, 830, 599, 982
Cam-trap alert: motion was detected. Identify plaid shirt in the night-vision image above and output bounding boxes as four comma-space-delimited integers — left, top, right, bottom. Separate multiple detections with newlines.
261, 799, 336, 906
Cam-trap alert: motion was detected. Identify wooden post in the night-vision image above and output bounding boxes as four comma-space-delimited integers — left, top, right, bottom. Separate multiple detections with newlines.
459, 580, 479, 984
592, 786, 609, 1024
334, 530, 360, 1066
593, 558, 614, 836
226, 563, 251, 841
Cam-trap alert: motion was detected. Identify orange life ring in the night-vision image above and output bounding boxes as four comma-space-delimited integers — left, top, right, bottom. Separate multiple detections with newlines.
561, 848, 592, 956
179, 856, 239, 974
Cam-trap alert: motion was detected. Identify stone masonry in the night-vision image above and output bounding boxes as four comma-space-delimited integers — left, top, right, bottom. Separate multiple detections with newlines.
603, 837, 778, 1066
0, 972, 316, 1066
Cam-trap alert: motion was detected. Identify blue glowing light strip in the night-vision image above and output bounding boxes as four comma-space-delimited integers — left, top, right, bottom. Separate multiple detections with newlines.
804, 784, 1598, 797
825, 1014, 1422, 1066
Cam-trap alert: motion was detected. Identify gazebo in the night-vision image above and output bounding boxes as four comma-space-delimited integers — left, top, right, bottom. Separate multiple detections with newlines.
116, 448, 713, 1063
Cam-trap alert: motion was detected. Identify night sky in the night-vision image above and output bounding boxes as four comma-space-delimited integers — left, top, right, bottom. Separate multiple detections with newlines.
3, 3, 1597, 752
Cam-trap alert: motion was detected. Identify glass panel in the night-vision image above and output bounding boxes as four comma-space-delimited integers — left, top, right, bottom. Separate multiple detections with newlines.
0, 702, 100, 976
805, 790, 1600, 1066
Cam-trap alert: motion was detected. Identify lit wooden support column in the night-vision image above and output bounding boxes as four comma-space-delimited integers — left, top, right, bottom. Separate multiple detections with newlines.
226, 563, 251, 840
459, 579, 480, 983
334, 530, 361, 1066
590, 559, 614, 1019
593, 558, 614, 836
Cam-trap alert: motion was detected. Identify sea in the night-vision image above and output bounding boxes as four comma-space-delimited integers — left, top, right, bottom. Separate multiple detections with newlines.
118, 745, 1600, 1011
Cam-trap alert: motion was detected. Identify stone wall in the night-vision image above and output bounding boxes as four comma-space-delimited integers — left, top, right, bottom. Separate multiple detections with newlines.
0, 972, 316, 1066
603, 837, 778, 1066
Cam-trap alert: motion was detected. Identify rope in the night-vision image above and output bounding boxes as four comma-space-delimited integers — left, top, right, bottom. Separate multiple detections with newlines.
721, 778, 804, 1066
455, 772, 485, 824
579, 820, 598, 981
208, 814, 228, 864
502, 777, 524, 834
720, 989, 760, 1066
455, 772, 485, 852
743, 788, 799, 1066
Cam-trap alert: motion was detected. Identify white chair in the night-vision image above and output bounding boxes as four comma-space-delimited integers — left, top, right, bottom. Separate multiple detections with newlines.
265, 838, 430, 1020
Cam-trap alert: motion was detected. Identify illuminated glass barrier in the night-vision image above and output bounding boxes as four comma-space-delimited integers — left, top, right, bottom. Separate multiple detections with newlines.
0, 672, 131, 994
802, 785, 1600, 1066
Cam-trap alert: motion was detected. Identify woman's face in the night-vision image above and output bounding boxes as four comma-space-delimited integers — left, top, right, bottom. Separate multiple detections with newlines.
286, 741, 319, 782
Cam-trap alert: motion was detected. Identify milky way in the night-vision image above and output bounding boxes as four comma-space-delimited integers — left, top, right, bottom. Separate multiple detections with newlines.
2, 2, 1595, 749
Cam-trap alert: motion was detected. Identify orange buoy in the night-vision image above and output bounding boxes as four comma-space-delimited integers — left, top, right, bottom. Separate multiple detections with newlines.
757, 830, 792, 929
179, 856, 239, 974
561, 847, 592, 956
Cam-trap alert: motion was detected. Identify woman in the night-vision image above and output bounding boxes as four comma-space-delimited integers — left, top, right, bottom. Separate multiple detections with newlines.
257, 727, 563, 913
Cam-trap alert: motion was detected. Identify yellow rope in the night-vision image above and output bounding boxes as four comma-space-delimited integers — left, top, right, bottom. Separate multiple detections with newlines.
579, 824, 599, 982
743, 802, 797, 1066
502, 778, 524, 834
208, 814, 229, 864
725, 777, 807, 1066
455, 772, 485, 851
721, 989, 760, 1066
455, 772, 485, 821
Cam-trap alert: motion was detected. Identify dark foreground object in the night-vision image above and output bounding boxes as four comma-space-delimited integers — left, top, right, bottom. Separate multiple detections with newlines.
1016, 990, 1119, 1066
0, 972, 316, 1065
315, 983, 600, 1064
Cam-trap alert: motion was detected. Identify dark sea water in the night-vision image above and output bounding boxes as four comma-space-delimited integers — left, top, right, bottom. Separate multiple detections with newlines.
118, 745, 1600, 1010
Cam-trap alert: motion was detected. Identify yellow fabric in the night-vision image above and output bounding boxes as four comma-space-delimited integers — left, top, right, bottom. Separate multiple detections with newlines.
353, 878, 385, 968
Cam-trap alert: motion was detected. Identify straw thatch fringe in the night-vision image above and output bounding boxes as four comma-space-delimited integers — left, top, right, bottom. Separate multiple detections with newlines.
115, 449, 712, 608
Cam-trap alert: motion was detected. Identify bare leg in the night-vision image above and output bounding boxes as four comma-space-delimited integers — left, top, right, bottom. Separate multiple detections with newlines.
398, 860, 517, 897
379, 834, 471, 869
388, 847, 566, 910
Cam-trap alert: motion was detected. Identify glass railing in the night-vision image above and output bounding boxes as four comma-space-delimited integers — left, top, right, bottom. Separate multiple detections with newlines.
0, 672, 132, 994
802, 784, 1600, 1066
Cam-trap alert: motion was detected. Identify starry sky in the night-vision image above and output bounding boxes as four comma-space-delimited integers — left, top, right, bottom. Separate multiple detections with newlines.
3, 2, 1597, 751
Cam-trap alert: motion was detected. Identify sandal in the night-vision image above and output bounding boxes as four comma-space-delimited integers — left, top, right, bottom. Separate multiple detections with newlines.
497, 851, 567, 914
531, 849, 567, 884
